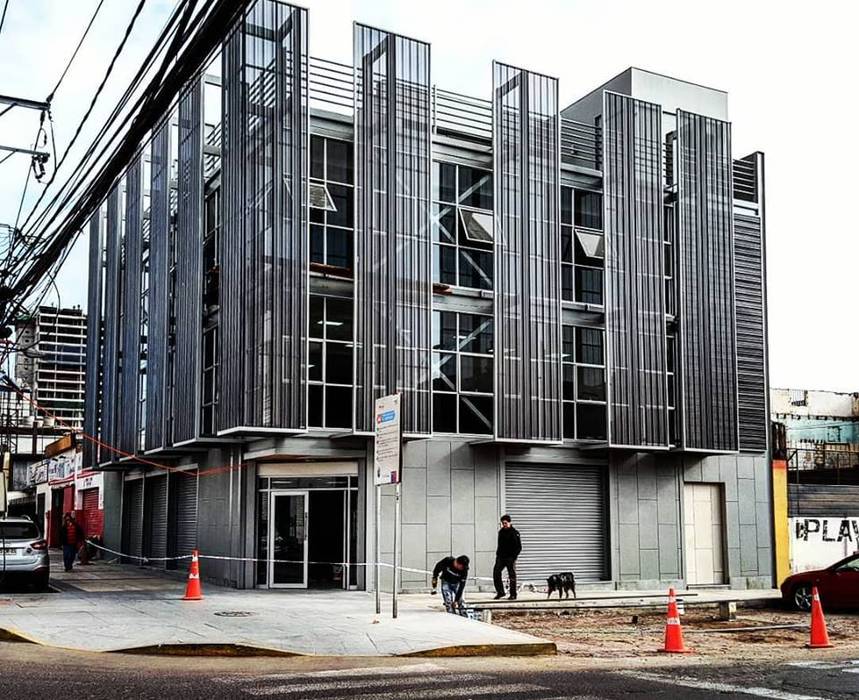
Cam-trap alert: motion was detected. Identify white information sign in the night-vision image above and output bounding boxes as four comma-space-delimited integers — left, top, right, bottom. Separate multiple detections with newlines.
374, 394, 401, 486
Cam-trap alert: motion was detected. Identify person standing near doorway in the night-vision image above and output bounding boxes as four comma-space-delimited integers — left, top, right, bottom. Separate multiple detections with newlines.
60, 512, 83, 573
493, 514, 522, 600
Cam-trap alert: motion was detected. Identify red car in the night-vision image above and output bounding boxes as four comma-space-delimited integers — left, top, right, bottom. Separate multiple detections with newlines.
781, 553, 859, 611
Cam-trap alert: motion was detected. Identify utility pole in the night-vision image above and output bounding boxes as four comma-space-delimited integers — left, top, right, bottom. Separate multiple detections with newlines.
0, 93, 51, 164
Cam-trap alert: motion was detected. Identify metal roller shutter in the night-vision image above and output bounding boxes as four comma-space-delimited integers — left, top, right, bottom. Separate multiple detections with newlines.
122, 479, 144, 562
81, 488, 103, 539
505, 463, 608, 582
173, 472, 198, 567
144, 476, 168, 563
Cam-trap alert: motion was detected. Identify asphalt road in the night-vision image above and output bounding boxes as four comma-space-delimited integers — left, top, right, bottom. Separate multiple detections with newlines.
1, 643, 858, 699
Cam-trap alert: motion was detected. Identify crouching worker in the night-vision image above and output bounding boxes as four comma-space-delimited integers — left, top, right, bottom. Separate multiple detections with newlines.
431, 555, 470, 616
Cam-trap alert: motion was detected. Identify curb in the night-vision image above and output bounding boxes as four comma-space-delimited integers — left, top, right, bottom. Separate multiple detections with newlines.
401, 642, 557, 657
0, 626, 553, 658
0, 627, 40, 644
114, 643, 303, 657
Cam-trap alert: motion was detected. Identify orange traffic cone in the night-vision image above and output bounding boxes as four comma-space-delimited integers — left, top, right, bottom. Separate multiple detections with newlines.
183, 549, 203, 601
660, 587, 692, 653
807, 586, 833, 649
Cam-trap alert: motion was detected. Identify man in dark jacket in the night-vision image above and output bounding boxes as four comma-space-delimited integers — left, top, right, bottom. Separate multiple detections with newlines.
493, 514, 522, 599
431, 554, 470, 615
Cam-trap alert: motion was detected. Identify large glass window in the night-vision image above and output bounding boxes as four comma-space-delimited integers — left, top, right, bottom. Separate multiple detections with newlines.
308, 294, 353, 429
432, 311, 493, 434
562, 325, 607, 440
561, 186, 604, 305
432, 162, 494, 290
310, 136, 354, 271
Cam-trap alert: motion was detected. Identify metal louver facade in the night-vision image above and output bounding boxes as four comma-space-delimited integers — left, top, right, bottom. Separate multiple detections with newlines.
174, 80, 204, 444
145, 119, 172, 451
353, 24, 432, 435
602, 92, 668, 448
100, 185, 122, 460
676, 110, 738, 452
492, 63, 562, 443
505, 462, 608, 582
83, 212, 103, 467
219, 1, 309, 434
118, 156, 143, 455
733, 152, 768, 454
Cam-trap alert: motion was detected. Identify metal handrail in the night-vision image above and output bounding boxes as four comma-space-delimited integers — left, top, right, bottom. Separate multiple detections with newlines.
560, 117, 601, 170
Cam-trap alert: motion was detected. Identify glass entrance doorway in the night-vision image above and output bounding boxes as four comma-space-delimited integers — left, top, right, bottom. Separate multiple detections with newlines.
268, 491, 308, 588
257, 473, 359, 590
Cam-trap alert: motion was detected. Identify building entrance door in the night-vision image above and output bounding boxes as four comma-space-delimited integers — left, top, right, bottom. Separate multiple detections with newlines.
684, 483, 726, 585
268, 491, 309, 588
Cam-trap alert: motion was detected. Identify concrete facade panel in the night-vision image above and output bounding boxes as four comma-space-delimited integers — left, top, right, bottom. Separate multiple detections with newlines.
401, 467, 427, 524
656, 474, 678, 525
638, 499, 659, 550
738, 478, 757, 525
451, 470, 475, 524
618, 523, 641, 576
426, 441, 452, 497
739, 524, 759, 575
451, 523, 475, 559
657, 524, 680, 576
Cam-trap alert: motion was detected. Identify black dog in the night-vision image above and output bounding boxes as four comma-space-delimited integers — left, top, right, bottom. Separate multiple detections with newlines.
546, 571, 576, 599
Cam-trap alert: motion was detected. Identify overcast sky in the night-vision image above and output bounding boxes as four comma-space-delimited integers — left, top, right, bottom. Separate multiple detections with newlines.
1, 1, 856, 392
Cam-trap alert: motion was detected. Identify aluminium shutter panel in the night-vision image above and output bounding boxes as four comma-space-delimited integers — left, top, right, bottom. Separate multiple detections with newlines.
122, 479, 144, 563
144, 476, 168, 563
173, 472, 198, 566
504, 463, 607, 582
80, 488, 102, 539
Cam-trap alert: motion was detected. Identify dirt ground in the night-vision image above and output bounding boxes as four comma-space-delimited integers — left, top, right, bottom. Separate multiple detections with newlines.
493, 605, 859, 661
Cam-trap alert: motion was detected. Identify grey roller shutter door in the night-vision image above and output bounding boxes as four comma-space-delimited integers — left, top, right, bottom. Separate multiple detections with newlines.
122, 480, 144, 562
505, 463, 607, 582
174, 473, 198, 565
144, 476, 168, 563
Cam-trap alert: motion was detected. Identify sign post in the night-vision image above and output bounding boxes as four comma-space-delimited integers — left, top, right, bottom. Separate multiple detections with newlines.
374, 394, 402, 619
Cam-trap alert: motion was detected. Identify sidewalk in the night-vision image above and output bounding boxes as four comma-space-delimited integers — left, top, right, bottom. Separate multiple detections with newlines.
0, 560, 554, 657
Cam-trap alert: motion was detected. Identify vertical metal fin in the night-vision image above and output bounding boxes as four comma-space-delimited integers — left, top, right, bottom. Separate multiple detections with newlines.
602, 92, 668, 448
676, 110, 738, 452
354, 24, 432, 434
119, 156, 143, 454
219, 1, 309, 433
492, 62, 562, 442
100, 185, 122, 461
83, 211, 104, 466
146, 119, 171, 451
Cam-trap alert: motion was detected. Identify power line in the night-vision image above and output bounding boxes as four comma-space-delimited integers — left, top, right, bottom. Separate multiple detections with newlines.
46, 0, 107, 103
21, 0, 195, 243
20, 0, 198, 243
12, 121, 46, 234
10, 0, 212, 283
0, 0, 9, 39
4, 0, 237, 322
19, 0, 149, 233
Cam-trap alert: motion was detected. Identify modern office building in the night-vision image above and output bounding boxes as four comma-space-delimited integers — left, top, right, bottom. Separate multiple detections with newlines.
85, 1, 772, 591
14, 306, 87, 431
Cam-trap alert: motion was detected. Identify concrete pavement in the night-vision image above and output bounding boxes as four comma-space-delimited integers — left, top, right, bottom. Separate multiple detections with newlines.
2, 641, 859, 699
0, 560, 553, 656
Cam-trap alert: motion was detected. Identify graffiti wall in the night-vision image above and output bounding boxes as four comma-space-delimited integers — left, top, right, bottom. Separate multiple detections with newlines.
790, 517, 859, 572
